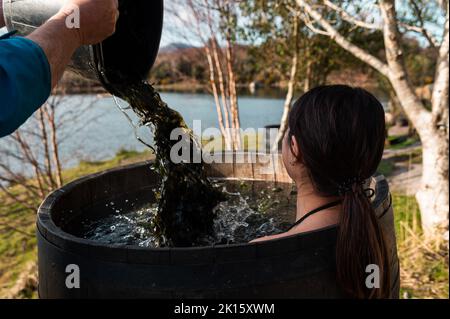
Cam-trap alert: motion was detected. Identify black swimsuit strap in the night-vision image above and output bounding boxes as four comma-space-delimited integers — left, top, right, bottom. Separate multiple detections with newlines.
287, 200, 342, 231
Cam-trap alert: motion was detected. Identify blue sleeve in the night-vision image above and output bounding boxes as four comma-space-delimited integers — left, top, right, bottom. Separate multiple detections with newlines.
0, 35, 51, 137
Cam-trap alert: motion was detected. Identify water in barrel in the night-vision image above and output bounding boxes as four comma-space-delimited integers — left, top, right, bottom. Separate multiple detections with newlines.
110, 81, 225, 247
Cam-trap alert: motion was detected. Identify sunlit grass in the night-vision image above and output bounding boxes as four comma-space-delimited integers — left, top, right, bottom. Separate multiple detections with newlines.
201, 133, 266, 152
393, 194, 449, 299
386, 135, 420, 150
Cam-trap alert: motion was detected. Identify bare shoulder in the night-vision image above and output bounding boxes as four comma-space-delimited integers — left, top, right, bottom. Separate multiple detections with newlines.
250, 231, 297, 243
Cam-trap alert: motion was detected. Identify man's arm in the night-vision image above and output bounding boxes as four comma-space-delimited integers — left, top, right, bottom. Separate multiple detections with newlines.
27, 0, 118, 88
26, 16, 79, 89
0, 0, 118, 137
0, 1, 5, 28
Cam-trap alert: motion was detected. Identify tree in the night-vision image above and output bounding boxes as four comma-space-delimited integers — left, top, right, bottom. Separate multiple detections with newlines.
167, 0, 243, 150
240, 0, 358, 151
240, 0, 300, 152
294, 0, 449, 235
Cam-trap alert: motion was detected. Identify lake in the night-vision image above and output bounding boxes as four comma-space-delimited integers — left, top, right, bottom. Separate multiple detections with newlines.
0, 90, 388, 171
1, 92, 287, 170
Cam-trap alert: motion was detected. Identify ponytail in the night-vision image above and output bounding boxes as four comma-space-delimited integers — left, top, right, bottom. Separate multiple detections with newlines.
336, 184, 391, 298
287, 85, 391, 298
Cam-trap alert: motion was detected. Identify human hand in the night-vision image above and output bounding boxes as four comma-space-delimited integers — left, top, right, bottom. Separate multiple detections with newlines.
57, 0, 119, 45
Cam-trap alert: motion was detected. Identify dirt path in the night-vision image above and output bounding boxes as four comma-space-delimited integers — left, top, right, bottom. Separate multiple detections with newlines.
383, 144, 423, 195
387, 162, 422, 195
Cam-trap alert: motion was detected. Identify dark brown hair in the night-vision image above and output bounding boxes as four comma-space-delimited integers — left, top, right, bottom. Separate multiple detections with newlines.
288, 85, 390, 298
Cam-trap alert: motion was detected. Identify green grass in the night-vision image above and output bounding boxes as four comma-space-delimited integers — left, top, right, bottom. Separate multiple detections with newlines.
377, 159, 396, 176
392, 194, 449, 299
386, 135, 420, 150
392, 194, 422, 237
62, 149, 153, 183
0, 207, 37, 297
201, 133, 265, 152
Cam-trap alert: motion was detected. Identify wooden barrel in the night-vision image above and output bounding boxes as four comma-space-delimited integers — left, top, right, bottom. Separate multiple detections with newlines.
37, 153, 399, 298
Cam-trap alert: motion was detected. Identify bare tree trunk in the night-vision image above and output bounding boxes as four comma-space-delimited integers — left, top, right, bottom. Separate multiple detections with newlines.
211, 38, 234, 150
273, 16, 299, 153
43, 104, 63, 188
37, 108, 56, 190
179, 0, 241, 151
225, 37, 241, 150
304, 59, 312, 93
417, 0, 449, 234
380, 0, 449, 234
417, 134, 449, 233
205, 45, 232, 150
13, 132, 46, 199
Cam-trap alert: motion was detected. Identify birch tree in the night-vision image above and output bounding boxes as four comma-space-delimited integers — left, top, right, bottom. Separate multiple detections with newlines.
294, 0, 449, 235
240, 0, 301, 152
167, 0, 242, 150
240, 0, 356, 152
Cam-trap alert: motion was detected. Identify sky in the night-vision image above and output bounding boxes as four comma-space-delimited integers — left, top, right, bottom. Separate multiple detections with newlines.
160, 17, 186, 48
1, 2, 446, 48
0, 24, 176, 47
159, 1, 446, 48
0, 13, 186, 47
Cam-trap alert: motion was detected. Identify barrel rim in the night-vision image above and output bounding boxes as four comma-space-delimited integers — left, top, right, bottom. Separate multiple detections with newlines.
37, 158, 391, 265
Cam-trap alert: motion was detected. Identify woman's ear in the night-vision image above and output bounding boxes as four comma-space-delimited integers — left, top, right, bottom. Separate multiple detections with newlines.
290, 135, 300, 160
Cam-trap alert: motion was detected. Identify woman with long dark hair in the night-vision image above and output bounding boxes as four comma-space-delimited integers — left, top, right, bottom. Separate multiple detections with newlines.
253, 85, 399, 299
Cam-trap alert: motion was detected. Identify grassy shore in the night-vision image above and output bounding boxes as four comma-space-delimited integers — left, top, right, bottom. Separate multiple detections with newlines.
0, 148, 447, 299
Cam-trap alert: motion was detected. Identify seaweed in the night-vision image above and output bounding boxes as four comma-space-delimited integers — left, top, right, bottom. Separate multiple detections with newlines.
111, 81, 224, 247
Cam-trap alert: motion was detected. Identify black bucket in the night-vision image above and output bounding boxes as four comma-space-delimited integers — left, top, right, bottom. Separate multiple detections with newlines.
96, 0, 164, 90
3, 0, 164, 87
37, 154, 399, 298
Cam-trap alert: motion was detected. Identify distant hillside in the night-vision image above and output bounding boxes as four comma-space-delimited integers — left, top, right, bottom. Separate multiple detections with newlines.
57, 37, 434, 95
150, 45, 208, 86
150, 44, 256, 88
159, 42, 196, 53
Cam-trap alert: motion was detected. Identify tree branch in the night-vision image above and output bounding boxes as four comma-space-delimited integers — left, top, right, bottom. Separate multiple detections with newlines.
0, 184, 37, 212
401, 0, 440, 49
295, 0, 391, 77
301, 11, 331, 36
0, 221, 34, 238
273, 14, 300, 152
399, 22, 439, 49
379, 0, 431, 134
324, 0, 381, 30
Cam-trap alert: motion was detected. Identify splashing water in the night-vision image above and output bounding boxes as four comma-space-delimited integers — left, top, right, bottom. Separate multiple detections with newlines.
77, 181, 296, 247
109, 81, 224, 247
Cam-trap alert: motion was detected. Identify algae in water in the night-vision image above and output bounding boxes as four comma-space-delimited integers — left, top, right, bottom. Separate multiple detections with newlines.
112, 82, 224, 247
